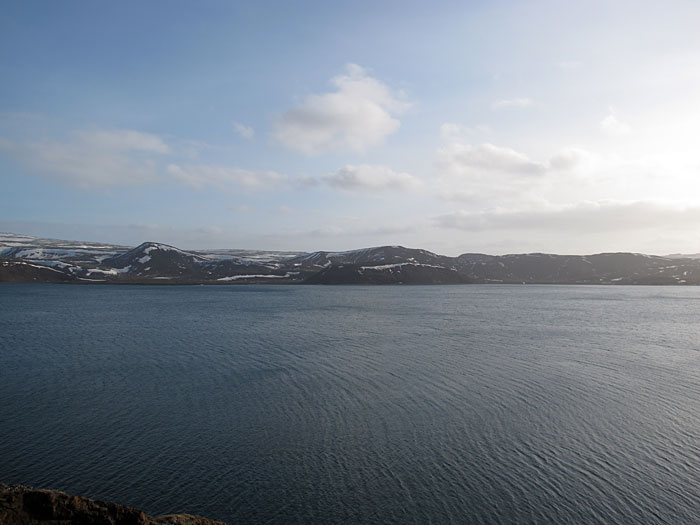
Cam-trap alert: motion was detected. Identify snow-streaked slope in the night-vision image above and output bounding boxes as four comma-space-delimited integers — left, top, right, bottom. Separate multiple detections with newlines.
0, 232, 127, 264
4, 232, 700, 285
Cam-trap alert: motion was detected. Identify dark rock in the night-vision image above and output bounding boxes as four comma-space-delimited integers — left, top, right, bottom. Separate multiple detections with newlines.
0, 484, 224, 525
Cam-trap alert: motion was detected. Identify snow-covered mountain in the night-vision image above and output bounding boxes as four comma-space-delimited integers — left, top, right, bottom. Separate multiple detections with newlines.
2, 232, 700, 285
0, 233, 126, 265
287, 246, 445, 268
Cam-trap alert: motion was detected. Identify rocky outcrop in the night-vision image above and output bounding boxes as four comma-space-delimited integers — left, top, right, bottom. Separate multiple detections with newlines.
0, 484, 224, 524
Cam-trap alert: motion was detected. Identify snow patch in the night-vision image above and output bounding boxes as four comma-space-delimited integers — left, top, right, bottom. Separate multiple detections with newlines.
3, 261, 66, 274
87, 265, 131, 276
87, 268, 118, 276
361, 263, 445, 270
217, 272, 295, 281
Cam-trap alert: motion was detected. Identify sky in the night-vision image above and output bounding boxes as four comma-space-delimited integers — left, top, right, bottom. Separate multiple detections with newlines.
2, 0, 700, 255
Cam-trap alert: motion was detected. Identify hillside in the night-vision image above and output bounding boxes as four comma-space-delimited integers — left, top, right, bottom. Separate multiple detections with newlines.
2, 232, 700, 285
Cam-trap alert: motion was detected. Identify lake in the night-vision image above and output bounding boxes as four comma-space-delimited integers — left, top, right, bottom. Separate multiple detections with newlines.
2, 284, 700, 523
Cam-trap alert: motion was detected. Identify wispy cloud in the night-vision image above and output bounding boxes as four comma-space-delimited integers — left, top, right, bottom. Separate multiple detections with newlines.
324, 164, 421, 191
233, 122, 254, 140
436, 122, 592, 203
557, 61, 582, 71
438, 123, 580, 178
272, 222, 418, 240
600, 108, 631, 136
492, 97, 533, 109
167, 163, 287, 190
77, 129, 170, 153
440, 141, 548, 176
0, 129, 169, 187
274, 63, 410, 155
434, 201, 700, 233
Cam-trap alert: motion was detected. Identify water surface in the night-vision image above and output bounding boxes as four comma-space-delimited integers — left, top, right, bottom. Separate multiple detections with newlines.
2, 284, 700, 523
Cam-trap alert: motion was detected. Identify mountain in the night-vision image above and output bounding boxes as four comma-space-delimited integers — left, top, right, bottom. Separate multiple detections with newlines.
100, 242, 211, 280
0, 259, 78, 283
453, 252, 700, 284
287, 246, 465, 284
2, 232, 700, 285
287, 245, 446, 268
304, 263, 471, 285
0, 232, 127, 265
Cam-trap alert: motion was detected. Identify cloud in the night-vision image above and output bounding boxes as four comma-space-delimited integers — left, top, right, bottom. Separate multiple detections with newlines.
548, 148, 592, 171
433, 201, 700, 233
600, 109, 631, 136
439, 123, 492, 139
492, 98, 533, 109
233, 122, 254, 140
169, 162, 422, 193
0, 219, 231, 250
438, 125, 591, 176
0, 127, 299, 192
436, 123, 594, 203
274, 63, 410, 155
76, 129, 170, 153
166, 163, 287, 190
0, 129, 169, 187
557, 61, 582, 71
324, 164, 421, 191
438, 139, 548, 177
274, 222, 417, 240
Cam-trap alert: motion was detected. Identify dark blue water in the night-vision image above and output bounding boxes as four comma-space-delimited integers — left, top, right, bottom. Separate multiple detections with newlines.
2, 284, 700, 523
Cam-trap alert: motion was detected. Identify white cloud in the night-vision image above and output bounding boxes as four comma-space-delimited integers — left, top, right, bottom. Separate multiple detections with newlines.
434, 201, 700, 233
443, 142, 547, 175
436, 123, 593, 204
0, 219, 233, 251
233, 122, 254, 140
274, 222, 418, 241
324, 164, 421, 191
167, 163, 287, 190
76, 129, 170, 153
600, 109, 631, 136
548, 148, 592, 171
492, 97, 533, 109
557, 61, 582, 71
439, 123, 492, 139
438, 133, 549, 178
0, 129, 169, 187
274, 63, 410, 155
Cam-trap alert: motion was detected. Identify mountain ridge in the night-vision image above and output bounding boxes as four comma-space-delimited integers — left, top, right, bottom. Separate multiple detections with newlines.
2, 232, 699, 285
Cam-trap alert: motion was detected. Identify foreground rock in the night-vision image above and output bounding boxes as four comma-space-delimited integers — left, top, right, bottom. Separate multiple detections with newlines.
0, 484, 224, 524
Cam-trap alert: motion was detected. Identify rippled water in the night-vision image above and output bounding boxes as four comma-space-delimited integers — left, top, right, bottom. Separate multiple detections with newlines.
2, 284, 700, 523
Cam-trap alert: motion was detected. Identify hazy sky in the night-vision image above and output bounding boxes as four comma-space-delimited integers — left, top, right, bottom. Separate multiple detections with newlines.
2, 0, 700, 255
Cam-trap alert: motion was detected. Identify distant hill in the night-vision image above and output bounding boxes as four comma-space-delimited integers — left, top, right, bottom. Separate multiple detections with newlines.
2, 232, 700, 285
